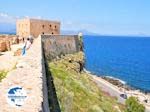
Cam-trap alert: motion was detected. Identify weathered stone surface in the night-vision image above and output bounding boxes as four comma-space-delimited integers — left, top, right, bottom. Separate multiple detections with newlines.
0, 51, 18, 71
6, 40, 11, 51
42, 35, 81, 61
53, 51, 84, 73
0, 41, 7, 52
0, 37, 49, 112
17, 18, 60, 38
14, 48, 22, 56
0, 35, 17, 45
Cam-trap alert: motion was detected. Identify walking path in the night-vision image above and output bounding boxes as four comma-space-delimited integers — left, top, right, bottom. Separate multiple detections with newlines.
0, 51, 18, 71
0, 37, 49, 112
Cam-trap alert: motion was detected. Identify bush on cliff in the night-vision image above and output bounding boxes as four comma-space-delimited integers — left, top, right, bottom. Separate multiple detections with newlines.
125, 96, 145, 112
48, 52, 125, 112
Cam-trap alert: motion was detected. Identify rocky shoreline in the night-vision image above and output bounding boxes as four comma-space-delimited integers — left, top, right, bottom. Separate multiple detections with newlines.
83, 69, 134, 91
101, 76, 135, 91
84, 69, 149, 94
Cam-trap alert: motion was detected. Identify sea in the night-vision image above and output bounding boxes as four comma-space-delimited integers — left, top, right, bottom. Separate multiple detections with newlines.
83, 35, 150, 92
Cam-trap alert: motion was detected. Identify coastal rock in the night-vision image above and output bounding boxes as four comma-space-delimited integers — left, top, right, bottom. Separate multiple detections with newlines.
0, 41, 7, 52
101, 76, 132, 91
53, 52, 84, 73
64, 52, 84, 72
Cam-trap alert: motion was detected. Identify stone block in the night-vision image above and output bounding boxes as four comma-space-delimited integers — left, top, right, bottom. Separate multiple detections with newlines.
14, 48, 22, 56
6, 40, 11, 51
0, 41, 7, 52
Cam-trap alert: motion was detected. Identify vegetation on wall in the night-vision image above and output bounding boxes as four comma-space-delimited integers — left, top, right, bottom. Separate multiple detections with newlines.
48, 52, 125, 112
0, 70, 7, 81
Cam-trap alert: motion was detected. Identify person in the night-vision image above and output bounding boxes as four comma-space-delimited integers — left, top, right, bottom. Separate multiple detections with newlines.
22, 38, 32, 55
29, 35, 34, 44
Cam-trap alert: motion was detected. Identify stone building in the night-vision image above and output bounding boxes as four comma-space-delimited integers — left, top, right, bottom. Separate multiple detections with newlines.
16, 18, 60, 38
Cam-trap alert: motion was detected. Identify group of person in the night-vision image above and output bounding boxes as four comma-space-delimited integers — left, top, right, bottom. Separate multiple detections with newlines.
22, 36, 33, 55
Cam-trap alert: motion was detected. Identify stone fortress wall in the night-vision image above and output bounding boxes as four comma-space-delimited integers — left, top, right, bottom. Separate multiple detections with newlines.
42, 35, 81, 60
0, 18, 82, 112
0, 18, 60, 52
0, 35, 81, 112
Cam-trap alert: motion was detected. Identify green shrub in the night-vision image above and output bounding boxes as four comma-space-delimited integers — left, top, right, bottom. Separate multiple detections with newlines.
125, 96, 145, 112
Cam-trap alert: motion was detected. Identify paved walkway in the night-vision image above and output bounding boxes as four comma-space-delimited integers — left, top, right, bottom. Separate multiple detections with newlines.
0, 51, 18, 71
0, 37, 49, 112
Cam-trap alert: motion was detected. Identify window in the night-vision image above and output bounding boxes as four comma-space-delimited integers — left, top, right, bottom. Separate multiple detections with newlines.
42, 32, 44, 34
52, 32, 54, 35
50, 24, 52, 28
55, 25, 57, 28
42, 25, 45, 28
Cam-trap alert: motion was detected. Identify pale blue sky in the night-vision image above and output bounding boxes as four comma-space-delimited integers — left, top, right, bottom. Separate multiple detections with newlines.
0, 0, 150, 35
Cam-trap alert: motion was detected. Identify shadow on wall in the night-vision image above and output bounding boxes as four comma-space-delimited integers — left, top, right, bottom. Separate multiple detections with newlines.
42, 42, 61, 112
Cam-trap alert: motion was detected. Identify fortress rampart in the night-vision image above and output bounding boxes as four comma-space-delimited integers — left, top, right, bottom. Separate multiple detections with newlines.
42, 35, 80, 60
0, 34, 81, 112
0, 18, 82, 111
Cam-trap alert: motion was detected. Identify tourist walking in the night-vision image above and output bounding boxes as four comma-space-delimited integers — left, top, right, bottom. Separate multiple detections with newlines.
22, 38, 32, 55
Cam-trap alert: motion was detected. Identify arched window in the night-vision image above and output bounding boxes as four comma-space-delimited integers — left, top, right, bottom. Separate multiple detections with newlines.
42, 25, 45, 28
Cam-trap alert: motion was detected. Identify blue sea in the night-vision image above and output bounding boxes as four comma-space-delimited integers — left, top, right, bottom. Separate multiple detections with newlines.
83, 35, 150, 92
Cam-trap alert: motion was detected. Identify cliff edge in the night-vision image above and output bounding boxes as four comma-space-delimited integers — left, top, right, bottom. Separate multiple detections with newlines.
48, 52, 125, 112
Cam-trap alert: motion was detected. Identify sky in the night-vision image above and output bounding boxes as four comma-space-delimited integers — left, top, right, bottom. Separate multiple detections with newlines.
0, 0, 150, 35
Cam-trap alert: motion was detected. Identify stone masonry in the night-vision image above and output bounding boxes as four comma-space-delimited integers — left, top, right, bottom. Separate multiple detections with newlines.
0, 36, 49, 112
17, 18, 60, 38
0, 35, 17, 52
0, 18, 81, 112
42, 35, 80, 60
